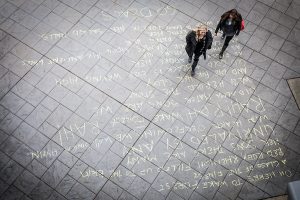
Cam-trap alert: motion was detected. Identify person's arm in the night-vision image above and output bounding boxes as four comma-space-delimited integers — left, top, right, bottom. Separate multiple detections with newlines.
206, 30, 213, 49
215, 19, 222, 35
186, 30, 193, 43
236, 25, 240, 36
235, 14, 242, 36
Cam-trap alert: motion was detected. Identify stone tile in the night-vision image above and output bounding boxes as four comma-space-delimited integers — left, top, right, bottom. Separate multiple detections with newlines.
42, 160, 69, 188
278, 13, 297, 29
102, 180, 124, 200
38, 121, 57, 138
266, 33, 285, 50
119, 190, 138, 200
27, 159, 47, 178
253, 27, 271, 41
127, 175, 150, 199
267, 61, 287, 79
0, 113, 22, 134
0, 178, 8, 196
12, 122, 36, 144
1, 53, 31, 77
276, 79, 293, 97
151, 171, 176, 196
37, 140, 63, 168
55, 175, 76, 196
94, 191, 114, 200
0, 91, 26, 113
0, 160, 24, 184
13, 170, 40, 195
259, 17, 279, 32
32, 4, 52, 20
0, 71, 20, 98
248, 51, 272, 70
58, 150, 78, 168
29, 180, 53, 200
239, 182, 266, 199
254, 84, 279, 104
0, 130, 8, 145
41, 96, 59, 112
260, 44, 279, 59
281, 41, 300, 59
261, 73, 280, 90
247, 9, 265, 25
278, 111, 299, 132
25, 105, 51, 129
61, 91, 83, 111
0, 185, 24, 200
286, 133, 300, 154
27, 131, 49, 151
0, 65, 8, 78
36, 72, 59, 94
16, 103, 35, 120
25, 88, 46, 107
47, 191, 67, 200
272, 1, 289, 12
46, 104, 72, 129
246, 35, 265, 51
274, 94, 290, 110
66, 182, 95, 200
288, 27, 300, 46
43, 12, 63, 28
275, 24, 291, 39
0, 2, 18, 18
12, 143, 33, 167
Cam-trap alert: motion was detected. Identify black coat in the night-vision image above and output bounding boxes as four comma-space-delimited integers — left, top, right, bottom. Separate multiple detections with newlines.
215, 13, 242, 36
185, 30, 213, 60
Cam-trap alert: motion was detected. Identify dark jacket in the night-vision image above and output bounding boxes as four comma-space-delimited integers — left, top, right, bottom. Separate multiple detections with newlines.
215, 13, 242, 36
185, 30, 213, 60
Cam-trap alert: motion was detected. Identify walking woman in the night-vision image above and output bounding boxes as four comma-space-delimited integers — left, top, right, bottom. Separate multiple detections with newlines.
185, 25, 213, 76
215, 9, 242, 59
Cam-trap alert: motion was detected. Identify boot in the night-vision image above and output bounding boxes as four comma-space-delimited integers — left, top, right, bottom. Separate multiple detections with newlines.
191, 60, 197, 76
191, 69, 195, 76
219, 46, 226, 59
221, 33, 225, 40
188, 56, 192, 63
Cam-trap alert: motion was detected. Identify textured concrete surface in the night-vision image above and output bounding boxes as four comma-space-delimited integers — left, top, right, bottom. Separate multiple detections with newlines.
0, 0, 300, 199
288, 78, 300, 109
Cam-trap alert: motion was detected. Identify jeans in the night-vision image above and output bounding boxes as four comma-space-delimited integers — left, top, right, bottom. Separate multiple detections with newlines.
191, 51, 203, 71
222, 35, 234, 51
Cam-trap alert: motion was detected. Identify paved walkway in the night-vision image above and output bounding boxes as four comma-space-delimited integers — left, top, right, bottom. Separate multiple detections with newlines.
0, 0, 300, 199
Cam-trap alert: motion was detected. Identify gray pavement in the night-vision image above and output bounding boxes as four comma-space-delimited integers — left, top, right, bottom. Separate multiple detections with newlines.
0, 0, 300, 199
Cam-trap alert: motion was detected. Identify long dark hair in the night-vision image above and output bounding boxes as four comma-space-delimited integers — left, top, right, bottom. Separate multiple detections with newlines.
221, 9, 242, 22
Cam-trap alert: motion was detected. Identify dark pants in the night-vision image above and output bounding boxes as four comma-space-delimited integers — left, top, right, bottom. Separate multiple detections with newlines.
221, 35, 234, 52
191, 51, 203, 71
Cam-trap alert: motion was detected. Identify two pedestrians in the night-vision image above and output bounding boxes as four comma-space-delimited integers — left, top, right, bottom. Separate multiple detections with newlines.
185, 9, 243, 76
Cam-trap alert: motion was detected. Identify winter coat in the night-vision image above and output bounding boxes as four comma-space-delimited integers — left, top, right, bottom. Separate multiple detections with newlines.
215, 13, 242, 36
185, 30, 213, 60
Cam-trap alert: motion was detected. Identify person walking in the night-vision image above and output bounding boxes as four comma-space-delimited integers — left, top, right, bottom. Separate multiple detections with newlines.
215, 9, 242, 59
185, 25, 213, 76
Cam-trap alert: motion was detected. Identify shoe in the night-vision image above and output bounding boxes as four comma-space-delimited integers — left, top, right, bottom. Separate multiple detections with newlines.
188, 57, 192, 63
219, 53, 223, 59
191, 70, 195, 76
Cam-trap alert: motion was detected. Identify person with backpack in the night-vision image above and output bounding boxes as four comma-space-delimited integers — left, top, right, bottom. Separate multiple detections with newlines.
215, 9, 243, 59
185, 25, 213, 76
